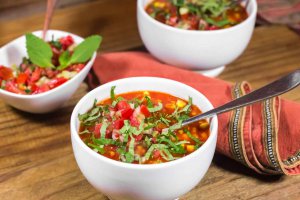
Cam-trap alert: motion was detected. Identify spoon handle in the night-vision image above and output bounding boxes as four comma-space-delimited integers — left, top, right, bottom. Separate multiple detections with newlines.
42, 0, 57, 40
182, 69, 300, 127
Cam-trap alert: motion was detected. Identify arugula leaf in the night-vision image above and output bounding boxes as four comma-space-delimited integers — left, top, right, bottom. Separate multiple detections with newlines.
67, 35, 102, 66
186, 130, 203, 145
145, 96, 153, 108
26, 33, 54, 68
125, 152, 134, 163
148, 102, 163, 112
180, 97, 192, 113
100, 121, 109, 138
110, 86, 116, 100
88, 143, 105, 154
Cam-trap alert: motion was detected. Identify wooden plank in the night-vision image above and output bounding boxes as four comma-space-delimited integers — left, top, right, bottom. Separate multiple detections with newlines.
0, 0, 97, 21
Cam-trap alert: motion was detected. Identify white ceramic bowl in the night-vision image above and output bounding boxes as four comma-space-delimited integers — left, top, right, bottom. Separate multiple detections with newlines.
0, 30, 96, 113
137, 0, 257, 72
71, 77, 218, 200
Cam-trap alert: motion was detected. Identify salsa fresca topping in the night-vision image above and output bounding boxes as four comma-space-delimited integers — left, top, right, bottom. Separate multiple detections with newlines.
145, 0, 248, 30
0, 33, 101, 95
79, 87, 210, 164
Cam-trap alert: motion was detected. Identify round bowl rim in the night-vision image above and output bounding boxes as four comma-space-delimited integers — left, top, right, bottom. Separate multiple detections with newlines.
0, 29, 96, 99
138, 0, 258, 34
71, 77, 218, 170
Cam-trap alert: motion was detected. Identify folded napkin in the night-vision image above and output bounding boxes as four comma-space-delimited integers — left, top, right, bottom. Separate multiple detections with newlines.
88, 52, 300, 175
257, 0, 300, 34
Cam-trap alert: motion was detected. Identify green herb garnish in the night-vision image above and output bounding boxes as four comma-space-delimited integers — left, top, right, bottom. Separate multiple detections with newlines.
26, 33, 54, 68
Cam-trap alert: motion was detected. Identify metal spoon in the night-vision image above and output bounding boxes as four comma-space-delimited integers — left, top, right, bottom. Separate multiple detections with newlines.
182, 69, 300, 127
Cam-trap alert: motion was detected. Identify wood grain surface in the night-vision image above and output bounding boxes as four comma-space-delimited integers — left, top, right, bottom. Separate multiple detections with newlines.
0, 0, 300, 200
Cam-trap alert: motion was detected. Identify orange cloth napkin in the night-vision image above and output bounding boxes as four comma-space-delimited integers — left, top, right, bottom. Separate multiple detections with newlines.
89, 52, 300, 175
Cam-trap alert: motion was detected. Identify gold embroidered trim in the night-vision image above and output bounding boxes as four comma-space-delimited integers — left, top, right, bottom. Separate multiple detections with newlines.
262, 99, 282, 172
228, 83, 246, 165
283, 150, 300, 166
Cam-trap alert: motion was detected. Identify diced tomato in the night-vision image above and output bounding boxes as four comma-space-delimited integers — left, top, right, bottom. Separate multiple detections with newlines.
59, 35, 74, 50
113, 119, 125, 129
45, 68, 56, 78
135, 134, 143, 142
30, 84, 39, 94
152, 149, 161, 159
208, 25, 219, 30
68, 63, 85, 72
16, 73, 28, 84
130, 115, 140, 127
94, 123, 102, 138
30, 68, 42, 82
24, 68, 32, 76
5, 81, 25, 94
120, 108, 134, 119
0, 66, 13, 80
140, 105, 150, 117
47, 77, 68, 89
38, 84, 50, 93
116, 100, 130, 110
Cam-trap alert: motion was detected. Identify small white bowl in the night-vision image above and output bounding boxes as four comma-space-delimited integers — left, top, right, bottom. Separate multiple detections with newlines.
137, 0, 257, 74
71, 77, 218, 200
0, 30, 96, 113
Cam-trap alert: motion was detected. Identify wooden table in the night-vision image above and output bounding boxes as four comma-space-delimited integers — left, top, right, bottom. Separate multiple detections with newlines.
1, 1, 300, 199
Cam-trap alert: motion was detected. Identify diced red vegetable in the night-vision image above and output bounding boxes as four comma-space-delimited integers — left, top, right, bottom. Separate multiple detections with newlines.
94, 123, 102, 138
116, 100, 131, 110
140, 105, 150, 117
30, 68, 42, 83
60, 35, 74, 50
16, 73, 28, 84
0, 66, 13, 80
120, 108, 134, 119
47, 77, 68, 89
5, 81, 25, 94
113, 119, 125, 129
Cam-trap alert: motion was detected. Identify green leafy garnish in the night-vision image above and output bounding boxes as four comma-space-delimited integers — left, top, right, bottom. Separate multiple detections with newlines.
58, 50, 71, 68
100, 121, 109, 138
57, 35, 102, 70
110, 86, 116, 101
67, 35, 101, 65
148, 102, 163, 112
26, 33, 54, 68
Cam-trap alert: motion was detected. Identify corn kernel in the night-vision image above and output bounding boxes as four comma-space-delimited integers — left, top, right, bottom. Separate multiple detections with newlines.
154, 2, 165, 8
186, 145, 195, 153
181, 143, 186, 148
199, 121, 209, 129
178, 130, 183, 134
191, 111, 197, 116
176, 99, 187, 108
109, 151, 115, 157
143, 91, 150, 96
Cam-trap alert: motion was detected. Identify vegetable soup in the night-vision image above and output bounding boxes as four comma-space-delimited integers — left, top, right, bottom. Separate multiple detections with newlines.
0, 34, 101, 95
79, 86, 210, 164
145, 0, 248, 30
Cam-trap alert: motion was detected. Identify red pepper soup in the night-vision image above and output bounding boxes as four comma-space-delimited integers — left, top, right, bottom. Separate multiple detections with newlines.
79, 86, 210, 164
145, 0, 248, 30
